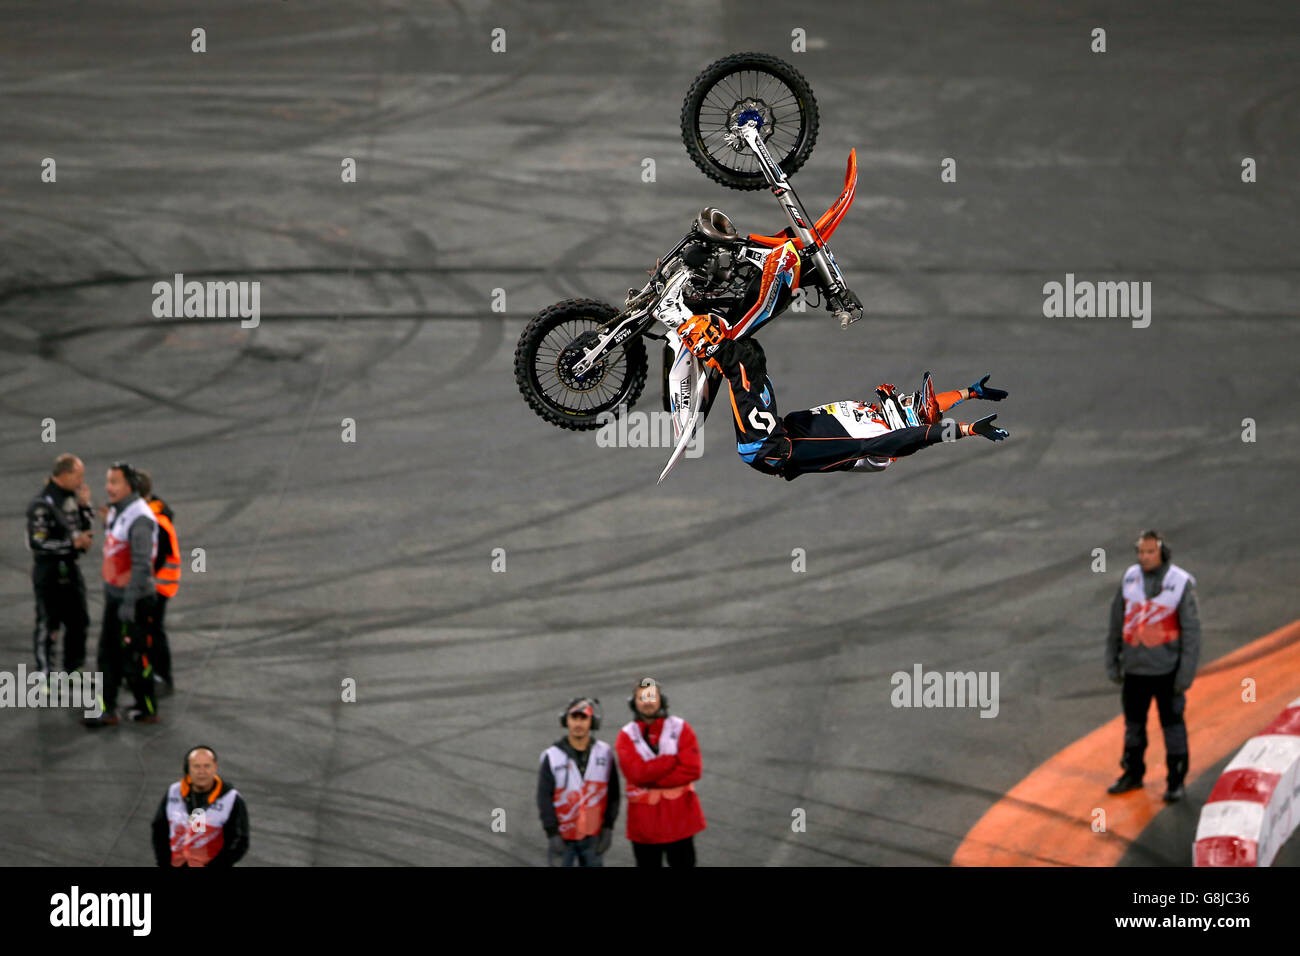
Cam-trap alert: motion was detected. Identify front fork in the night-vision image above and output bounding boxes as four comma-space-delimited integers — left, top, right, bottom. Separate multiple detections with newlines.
734, 122, 863, 328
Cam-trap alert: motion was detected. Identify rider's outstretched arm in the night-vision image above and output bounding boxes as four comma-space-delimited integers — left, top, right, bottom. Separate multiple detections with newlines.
937, 388, 968, 413
935, 375, 1009, 413
781, 417, 1000, 479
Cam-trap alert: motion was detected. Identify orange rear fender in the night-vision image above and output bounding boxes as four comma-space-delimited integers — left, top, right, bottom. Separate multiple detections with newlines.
747, 149, 857, 248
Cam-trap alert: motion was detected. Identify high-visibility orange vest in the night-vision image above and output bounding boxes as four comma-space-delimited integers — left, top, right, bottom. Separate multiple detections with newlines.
150, 500, 181, 598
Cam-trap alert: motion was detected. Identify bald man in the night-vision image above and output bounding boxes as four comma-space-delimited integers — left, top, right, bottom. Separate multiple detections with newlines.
27, 454, 95, 673
152, 746, 250, 867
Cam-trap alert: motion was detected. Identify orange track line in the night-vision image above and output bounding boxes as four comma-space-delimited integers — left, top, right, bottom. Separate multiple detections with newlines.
952, 618, 1300, 866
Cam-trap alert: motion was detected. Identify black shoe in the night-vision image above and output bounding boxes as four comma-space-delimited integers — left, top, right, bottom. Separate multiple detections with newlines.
1162, 782, 1186, 802
128, 708, 160, 724
1108, 772, 1144, 794
81, 713, 120, 729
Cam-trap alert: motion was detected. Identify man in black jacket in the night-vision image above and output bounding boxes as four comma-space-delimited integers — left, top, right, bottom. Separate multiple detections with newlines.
1105, 531, 1202, 802
537, 697, 621, 866
152, 746, 249, 866
27, 454, 95, 673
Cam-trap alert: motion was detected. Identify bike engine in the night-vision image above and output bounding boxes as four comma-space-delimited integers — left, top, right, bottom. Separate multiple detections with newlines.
682, 248, 754, 319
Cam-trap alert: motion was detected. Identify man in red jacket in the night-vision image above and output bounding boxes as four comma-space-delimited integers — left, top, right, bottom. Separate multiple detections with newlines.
615, 677, 706, 866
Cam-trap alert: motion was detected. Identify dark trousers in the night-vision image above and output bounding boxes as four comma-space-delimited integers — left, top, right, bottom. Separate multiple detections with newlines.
152, 595, 172, 683
32, 560, 89, 671
550, 835, 603, 867
632, 837, 696, 867
98, 595, 157, 716
1121, 671, 1187, 782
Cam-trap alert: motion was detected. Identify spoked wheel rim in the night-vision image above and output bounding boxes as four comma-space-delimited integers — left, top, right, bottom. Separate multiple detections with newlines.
532, 320, 634, 416
692, 68, 809, 177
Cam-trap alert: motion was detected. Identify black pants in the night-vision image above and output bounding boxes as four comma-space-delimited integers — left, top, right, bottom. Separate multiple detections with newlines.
98, 594, 157, 716
632, 837, 696, 867
1121, 671, 1187, 781
32, 559, 89, 671
152, 595, 172, 683
713, 338, 954, 480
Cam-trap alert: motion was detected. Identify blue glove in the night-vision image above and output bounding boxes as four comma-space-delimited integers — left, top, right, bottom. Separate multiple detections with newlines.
969, 414, 1009, 442
970, 374, 1008, 401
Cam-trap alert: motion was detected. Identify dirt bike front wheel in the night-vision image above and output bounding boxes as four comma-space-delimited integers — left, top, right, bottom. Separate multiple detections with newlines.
514, 298, 648, 431
681, 52, 819, 191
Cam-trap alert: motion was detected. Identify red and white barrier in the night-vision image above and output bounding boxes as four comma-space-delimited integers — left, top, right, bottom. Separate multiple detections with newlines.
1194, 695, 1300, 866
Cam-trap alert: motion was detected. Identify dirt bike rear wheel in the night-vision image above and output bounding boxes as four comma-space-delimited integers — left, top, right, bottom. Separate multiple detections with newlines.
515, 298, 648, 431
681, 52, 819, 191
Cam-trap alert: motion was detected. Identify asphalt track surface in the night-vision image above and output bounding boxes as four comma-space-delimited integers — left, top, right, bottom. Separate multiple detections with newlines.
1, 1, 1298, 867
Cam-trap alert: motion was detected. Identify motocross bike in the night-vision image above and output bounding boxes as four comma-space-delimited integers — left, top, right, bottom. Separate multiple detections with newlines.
514, 53, 865, 482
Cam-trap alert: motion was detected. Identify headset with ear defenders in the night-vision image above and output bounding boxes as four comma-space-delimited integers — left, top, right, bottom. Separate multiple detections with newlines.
627, 677, 669, 719
1135, 529, 1171, 564
180, 744, 223, 803
110, 460, 143, 494
559, 697, 602, 731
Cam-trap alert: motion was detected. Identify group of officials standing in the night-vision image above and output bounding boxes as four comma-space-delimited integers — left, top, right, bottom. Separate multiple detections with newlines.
26, 455, 244, 868
538, 677, 707, 867
541, 531, 1206, 868
26, 453, 1205, 865
27, 454, 181, 725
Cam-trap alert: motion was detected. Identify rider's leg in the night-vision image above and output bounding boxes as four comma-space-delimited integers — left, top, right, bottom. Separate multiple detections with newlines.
707, 338, 792, 477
